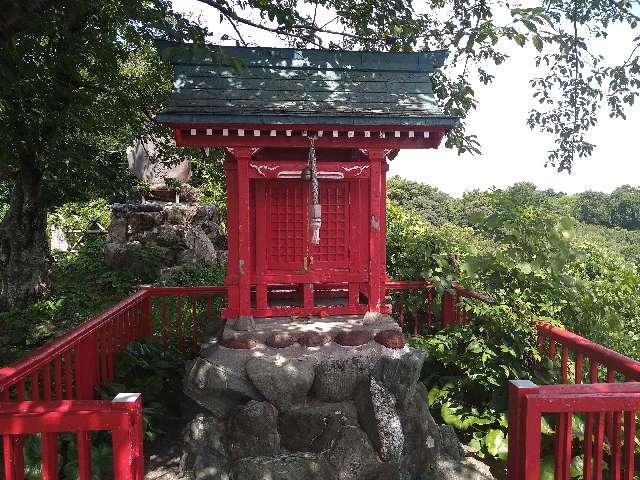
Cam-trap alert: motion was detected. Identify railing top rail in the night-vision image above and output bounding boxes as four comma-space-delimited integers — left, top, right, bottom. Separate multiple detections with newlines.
536, 321, 640, 381
146, 286, 227, 296
451, 283, 496, 304
385, 279, 432, 290
0, 288, 150, 388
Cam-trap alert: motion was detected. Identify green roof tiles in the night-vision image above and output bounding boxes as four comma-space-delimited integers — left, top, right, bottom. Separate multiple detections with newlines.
155, 43, 458, 128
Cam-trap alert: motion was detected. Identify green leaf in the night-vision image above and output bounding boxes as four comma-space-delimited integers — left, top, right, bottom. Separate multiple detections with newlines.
533, 35, 544, 51
485, 429, 508, 459
540, 456, 555, 480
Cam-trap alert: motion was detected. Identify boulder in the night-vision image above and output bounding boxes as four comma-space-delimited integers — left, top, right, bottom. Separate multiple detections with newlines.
265, 332, 297, 348
178, 227, 218, 265
231, 315, 255, 331
298, 331, 332, 347
324, 425, 381, 480
180, 414, 229, 480
278, 401, 358, 452
108, 218, 128, 242
245, 356, 316, 411
373, 350, 426, 408
353, 377, 404, 462
313, 356, 373, 402
129, 211, 161, 233
373, 330, 406, 349
439, 425, 464, 462
432, 457, 496, 480
230, 453, 334, 480
183, 358, 263, 417
226, 401, 280, 461
398, 382, 441, 477
335, 330, 372, 346
219, 338, 256, 350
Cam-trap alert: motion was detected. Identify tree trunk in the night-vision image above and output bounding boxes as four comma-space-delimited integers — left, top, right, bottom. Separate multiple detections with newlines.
0, 158, 51, 311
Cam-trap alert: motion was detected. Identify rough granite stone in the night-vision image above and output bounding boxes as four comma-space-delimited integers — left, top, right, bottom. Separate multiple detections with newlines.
362, 311, 386, 325
278, 401, 358, 452
245, 356, 316, 411
373, 330, 406, 349
313, 356, 374, 402
231, 315, 255, 332
219, 337, 256, 350
439, 425, 464, 462
180, 414, 229, 480
353, 377, 404, 462
373, 350, 426, 408
335, 330, 372, 346
230, 453, 334, 480
226, 401, 280, 461
298, 331, 332, 347
324, 425, 381, 480
183, 358, 263, 417
265, 332, 297, 348
432, 457, 496, 480
398, 382, 441, 477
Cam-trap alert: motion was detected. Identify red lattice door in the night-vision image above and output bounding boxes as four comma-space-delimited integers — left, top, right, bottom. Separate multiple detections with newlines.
262, 180, 351, 273
309, 181, 350, 270
265, 180, 307, 271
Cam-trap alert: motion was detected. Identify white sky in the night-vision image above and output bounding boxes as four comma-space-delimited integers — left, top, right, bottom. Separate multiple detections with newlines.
173, 0, 640, 197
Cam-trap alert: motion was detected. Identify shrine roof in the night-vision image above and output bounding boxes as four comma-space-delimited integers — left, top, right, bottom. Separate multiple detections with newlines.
155, 43, 458, 128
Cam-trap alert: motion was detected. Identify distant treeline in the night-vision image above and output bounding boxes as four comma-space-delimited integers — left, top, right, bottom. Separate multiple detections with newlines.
387, 177, 640, 231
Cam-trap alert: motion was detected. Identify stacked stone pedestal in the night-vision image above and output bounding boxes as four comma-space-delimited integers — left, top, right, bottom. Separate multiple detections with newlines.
180, 315, 494, 480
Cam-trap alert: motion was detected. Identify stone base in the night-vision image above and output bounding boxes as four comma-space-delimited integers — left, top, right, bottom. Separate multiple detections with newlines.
181, 314, 495, 480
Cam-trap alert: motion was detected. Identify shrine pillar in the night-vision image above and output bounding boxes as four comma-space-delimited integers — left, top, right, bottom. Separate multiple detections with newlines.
367, 149, 387, 312
224, 147, 253, 326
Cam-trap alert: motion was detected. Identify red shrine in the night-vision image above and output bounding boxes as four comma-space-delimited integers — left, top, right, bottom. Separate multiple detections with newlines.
157, 44, 457, 324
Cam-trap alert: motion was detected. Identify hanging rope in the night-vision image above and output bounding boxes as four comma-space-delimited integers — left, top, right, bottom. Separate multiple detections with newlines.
308, 136, 321, 245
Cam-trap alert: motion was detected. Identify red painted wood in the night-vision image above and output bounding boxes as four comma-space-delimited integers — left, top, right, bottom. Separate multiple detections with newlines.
177, 298, 184, 353
191, 296, 199, 356
247, 161, 371, 179
584, 412, 594, 480
367, 149, 384, 313
41, 432, 58, 480
77, 431, 92, 480
172, 127, 446, 149
611, 411, 622, 480
2, 435, 24, 480
623, 410, 635, 480
235, 147, 253, 318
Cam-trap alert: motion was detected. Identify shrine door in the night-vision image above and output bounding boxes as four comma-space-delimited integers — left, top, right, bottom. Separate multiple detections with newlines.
257, 180, 352, 275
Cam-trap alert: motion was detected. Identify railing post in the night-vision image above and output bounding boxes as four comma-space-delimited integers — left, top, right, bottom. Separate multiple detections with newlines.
75, 332, 98, 399
141, 291, 153, 338
111, 393, 144, 480
2, 434, 24, 480
507, 380, 540, 480
441, 290, 455, 328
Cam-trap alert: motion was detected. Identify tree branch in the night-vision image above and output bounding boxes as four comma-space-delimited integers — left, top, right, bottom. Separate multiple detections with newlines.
608, 0, 640, 23
195, 0, 389, 43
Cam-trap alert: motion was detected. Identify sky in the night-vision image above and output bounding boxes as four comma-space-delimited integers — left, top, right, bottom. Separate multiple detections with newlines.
173, 0, 640, 197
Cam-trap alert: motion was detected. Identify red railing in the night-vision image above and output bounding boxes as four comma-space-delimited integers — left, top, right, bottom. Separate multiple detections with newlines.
508, 322, 640, 480
386, 280, 495, 334
0, 286, 227, 480
508, 381, 639, 480
1, 393, 144, 480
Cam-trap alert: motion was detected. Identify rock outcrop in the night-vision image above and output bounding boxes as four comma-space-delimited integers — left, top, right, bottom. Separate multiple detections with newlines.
104, 202, 226, 276
179, 315, 495, 480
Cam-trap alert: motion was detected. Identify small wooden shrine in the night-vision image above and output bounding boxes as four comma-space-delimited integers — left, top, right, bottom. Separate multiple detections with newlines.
157, 44, 457, 324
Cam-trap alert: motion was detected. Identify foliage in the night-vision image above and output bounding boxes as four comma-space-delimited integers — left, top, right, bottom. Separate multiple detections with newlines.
197, 0, 639, 171
99, 339, 186, 440
386, 176, 459, 226
0, 231, 225, 366
389, 180, 640, 463
410, 306, 538, 460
